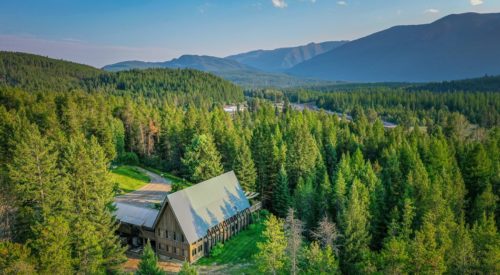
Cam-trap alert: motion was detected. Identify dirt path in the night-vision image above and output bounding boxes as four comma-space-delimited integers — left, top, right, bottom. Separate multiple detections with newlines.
114, 167, 172, 208
135, 167, 171, 184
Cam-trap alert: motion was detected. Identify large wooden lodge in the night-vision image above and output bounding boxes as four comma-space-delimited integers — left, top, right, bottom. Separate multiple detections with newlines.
115, 171, 259, 263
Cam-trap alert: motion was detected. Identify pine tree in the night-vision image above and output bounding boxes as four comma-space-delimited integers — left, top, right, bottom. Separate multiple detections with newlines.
33, 215, 73, 274
447, 218, 477, 274
378, 200, 414, 275
304, 242, 339, 275
64, 136, 126, 272
251, 123, 276, 206
293, 177, 316, 230
0, 241, 36, 275
471, 183, 498, 222
379, 237, 410, 275
332, 171, 347, 224
470, 214, 500, 274
182, 134, 224, 183
210, 109, 238, 171
8, 123, 68, 241
232, 140, 257, 192
179, 261, 197, 275
286, 122, 319, 188
339, 178, 372, 274
315, 167, 332, 220
255, 214, 287, 275
463, 144, 493, 203
272, 165, 291, 217
136, 240, 165, 275
410, 215, 447, 274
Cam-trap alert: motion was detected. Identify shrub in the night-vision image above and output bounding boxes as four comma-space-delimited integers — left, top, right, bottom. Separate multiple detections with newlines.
210, 243, 224, 258
120, 152, 139, 165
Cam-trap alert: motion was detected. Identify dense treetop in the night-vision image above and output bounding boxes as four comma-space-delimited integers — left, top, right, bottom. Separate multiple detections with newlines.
0, 52, 498, 274
0, 51, 244, 105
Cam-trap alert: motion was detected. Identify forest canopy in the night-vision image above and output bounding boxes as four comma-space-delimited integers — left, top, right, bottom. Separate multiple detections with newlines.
0, 52, 499, 274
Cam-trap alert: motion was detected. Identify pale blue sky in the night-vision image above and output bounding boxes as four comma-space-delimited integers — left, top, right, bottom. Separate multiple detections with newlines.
0, 0, 498, 67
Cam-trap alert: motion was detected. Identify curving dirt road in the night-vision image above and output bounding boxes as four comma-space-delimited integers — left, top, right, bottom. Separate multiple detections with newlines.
114, 167, 172, 208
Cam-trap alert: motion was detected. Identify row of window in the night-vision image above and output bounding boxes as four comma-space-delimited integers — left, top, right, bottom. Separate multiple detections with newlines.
158, 229, 185, 242
191, 244, 204, 257
158, 243, 186, 256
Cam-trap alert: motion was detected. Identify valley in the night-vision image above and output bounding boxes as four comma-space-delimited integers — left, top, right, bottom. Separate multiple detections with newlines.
1, 4, 499, 275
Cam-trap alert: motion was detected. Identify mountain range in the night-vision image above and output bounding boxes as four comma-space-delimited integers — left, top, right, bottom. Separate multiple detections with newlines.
103, 45, 339, 88
104, 12, 500, 85
289, 12, 500, 82
226, 41, 347, 72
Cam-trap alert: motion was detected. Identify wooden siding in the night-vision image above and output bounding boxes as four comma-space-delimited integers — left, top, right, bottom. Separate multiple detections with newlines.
153, 203, 252, 263
155, 202, 190, 261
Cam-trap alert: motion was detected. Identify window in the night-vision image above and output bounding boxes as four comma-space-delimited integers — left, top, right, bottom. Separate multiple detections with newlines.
166, 245, 169, 252
181, 234, 184, 242
173, 247, 177, 254
173, 232, 177, 241
192, 249, 196, 256
165, 230, 169, 239
198, 245, 203, 253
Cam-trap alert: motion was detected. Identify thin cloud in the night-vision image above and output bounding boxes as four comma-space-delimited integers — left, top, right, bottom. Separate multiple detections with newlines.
424, 8, 440, 14
272, 0, 287, 8
470, 0, 484, 6
337, 1, 347, 5
198, 3, 211, 14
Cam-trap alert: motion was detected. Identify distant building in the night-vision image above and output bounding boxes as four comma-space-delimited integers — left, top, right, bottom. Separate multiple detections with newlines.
223, 105, 238, 113
223, 104, 246, 114
115, 171, 260, 263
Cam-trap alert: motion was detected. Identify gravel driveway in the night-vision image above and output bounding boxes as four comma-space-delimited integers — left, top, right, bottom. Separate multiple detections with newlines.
114, 167, 172, 208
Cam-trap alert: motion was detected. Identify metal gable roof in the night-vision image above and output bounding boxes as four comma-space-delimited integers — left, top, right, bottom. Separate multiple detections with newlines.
114, 202, 159, 228
166, 171, 250, 244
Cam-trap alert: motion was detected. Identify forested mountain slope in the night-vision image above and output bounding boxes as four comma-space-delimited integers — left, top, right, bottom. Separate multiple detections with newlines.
226, 41, 348, 72
289, 13, 500, 82
0, 51, 101, 92
103, 54, 254, 73
409, 75, 500, 92
0, 52, 244, 104
103, 54, 333, 88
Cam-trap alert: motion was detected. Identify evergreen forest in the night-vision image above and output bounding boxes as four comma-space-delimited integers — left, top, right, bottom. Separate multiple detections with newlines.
0, 52, 499, 274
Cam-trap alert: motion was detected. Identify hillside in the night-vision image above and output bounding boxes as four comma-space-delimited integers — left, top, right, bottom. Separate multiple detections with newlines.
103, 54, 333, 88
93, 68, 244, 103
226, 41, 347, 72
289, 13, 500, 82
0, 51, 101, 92
409, 75, 500, 92
103, 55, 254, 73
0, 52, 244, 104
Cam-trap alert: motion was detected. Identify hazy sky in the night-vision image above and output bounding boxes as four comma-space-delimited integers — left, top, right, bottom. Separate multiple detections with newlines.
0, 0, 498, 67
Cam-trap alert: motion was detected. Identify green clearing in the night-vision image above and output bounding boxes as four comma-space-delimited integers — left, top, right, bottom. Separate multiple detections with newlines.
110, 165, 150, 194
196, 213, 266, 270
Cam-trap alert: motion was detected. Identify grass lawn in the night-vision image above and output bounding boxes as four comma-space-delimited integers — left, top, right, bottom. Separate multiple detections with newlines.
110, 165, 150, 194
196, 213, 266, 269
